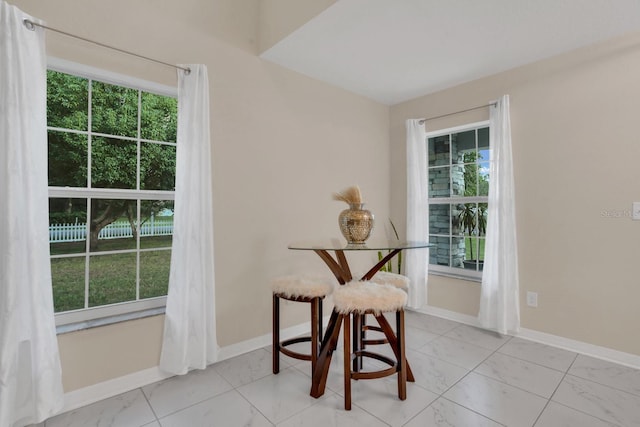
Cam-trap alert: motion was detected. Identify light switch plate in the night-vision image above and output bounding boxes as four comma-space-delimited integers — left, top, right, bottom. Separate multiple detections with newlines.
526, 291, 538, 307
634, 202, 640, 221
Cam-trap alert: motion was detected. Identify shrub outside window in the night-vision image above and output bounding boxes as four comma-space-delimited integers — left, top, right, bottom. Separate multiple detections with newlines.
427, 121, 490, 280
47, 59, 177, 325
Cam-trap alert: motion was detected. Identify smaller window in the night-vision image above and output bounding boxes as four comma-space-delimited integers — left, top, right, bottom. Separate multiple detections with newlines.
427, 122, 490, 280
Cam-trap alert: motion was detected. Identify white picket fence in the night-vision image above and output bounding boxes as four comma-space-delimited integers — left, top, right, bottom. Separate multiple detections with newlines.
49, 219, 173, 243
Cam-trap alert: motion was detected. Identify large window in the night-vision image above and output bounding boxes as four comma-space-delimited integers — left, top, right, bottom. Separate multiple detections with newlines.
47, 60, 177, 325
428, 122, 490, 279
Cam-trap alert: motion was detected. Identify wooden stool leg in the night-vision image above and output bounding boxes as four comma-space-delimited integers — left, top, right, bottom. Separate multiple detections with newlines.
311, 297, 319, 374
352, 313, 362, 372
317, 297, 324, 373
272, 294, 280, 374
343, 314, 352, 410
397, 310, 407, 400
318, 298, 323, 339
374, 313, 415, 382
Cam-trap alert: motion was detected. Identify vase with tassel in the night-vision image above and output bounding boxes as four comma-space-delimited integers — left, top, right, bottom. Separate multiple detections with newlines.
338, 203, 374, 244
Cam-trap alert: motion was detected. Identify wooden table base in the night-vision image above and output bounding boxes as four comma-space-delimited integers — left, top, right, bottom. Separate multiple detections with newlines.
309, 248, 414, 398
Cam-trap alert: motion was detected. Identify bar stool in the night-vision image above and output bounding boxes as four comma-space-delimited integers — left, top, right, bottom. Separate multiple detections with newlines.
361, 272, 410, 347
369, 271, 410, 291
333, 281, 408, 410
272, 275, 334, 375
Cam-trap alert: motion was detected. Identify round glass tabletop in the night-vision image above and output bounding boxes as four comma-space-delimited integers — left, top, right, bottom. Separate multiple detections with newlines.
288, 238, 432, 251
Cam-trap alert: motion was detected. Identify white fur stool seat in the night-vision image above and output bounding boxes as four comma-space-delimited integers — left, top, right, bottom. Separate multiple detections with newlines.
271, 275, 334, 299
272, 275, 334, 376
369, 271, 410, 291
333, 281, 407, 314
333, 281, 408, 410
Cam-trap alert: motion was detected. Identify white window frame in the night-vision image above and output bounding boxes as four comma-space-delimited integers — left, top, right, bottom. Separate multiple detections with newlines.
47, 58, 178, 326
427, 120, 490, 282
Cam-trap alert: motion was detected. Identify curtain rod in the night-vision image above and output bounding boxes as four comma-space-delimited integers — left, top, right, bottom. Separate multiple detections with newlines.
22, 19, 190, 75
418, 102, 497, 125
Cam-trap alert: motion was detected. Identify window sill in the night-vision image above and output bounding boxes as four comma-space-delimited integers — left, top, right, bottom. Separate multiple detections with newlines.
56, 306, 165, 335
429, 269, 482, 283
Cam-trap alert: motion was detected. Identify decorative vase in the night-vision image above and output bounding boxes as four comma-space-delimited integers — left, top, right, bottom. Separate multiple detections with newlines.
338, 203, 374, 244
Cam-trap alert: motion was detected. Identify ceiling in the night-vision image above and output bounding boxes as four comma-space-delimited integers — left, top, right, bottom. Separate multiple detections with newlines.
260, 0, 640, 105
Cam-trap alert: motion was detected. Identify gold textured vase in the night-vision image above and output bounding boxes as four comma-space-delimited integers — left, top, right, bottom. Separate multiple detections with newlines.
338, 203, 374, 244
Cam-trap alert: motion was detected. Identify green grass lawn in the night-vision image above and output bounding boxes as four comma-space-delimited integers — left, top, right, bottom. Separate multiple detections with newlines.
464, 237, 486, 260
51, 236, 172, 312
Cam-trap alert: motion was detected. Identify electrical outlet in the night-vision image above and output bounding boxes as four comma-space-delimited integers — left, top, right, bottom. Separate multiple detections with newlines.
633, 202, 640, 220
526, 291, 538, 307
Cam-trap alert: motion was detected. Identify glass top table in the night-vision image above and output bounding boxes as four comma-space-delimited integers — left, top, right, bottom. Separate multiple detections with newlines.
288, 238, 432, 252
289, 238, 431, 284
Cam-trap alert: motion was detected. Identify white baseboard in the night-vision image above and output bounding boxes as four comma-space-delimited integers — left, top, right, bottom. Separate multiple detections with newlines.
62, 366, 174, 413
61, 315, 330, 414
412, 305, 481, 327
410, 306, 640, 370
517, 328, 640, 370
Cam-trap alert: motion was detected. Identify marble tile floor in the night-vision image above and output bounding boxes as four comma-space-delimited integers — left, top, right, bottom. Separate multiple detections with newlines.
35, 311, 640, 426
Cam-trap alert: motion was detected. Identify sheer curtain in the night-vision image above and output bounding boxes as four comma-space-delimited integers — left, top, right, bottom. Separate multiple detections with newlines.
160, 64, 218, 374
478, 95, 520, 335
0, 2, 64, 425
405, 119, 429, 308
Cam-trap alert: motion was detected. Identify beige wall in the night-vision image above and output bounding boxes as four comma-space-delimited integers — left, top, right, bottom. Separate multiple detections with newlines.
14, 0, 389, 391
57, 316, 164, 391
391, 32, 640, 356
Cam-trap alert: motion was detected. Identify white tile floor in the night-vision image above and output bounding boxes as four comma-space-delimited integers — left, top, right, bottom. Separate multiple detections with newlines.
38, 311, 640, 426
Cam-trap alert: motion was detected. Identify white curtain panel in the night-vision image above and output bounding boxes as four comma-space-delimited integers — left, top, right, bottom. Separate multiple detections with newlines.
160, 65, 218, 374
405, 119, 429, 308
0, 2, 65, 425
478, 95, 520, 335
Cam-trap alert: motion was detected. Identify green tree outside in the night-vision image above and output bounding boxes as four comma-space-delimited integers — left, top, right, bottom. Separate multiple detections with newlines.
460, 151, 489, 265
47, 70, 177, 250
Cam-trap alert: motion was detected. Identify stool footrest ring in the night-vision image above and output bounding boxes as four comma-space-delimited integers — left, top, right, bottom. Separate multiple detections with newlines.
362, 338, 388, 345
350, 350, 398, 380
280, 336, 314, 361
362, 324, 389, 345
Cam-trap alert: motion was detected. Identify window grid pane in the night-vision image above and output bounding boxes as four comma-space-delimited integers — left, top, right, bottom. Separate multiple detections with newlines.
46, 70, 88, 131
91, 81, 138, 137
91, 137, 138, 189
88, 253, 137, 307
141, 92, 178, 142
48, 131, 88, 187
51, 257, 86, 312
139, 250, 171, 299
